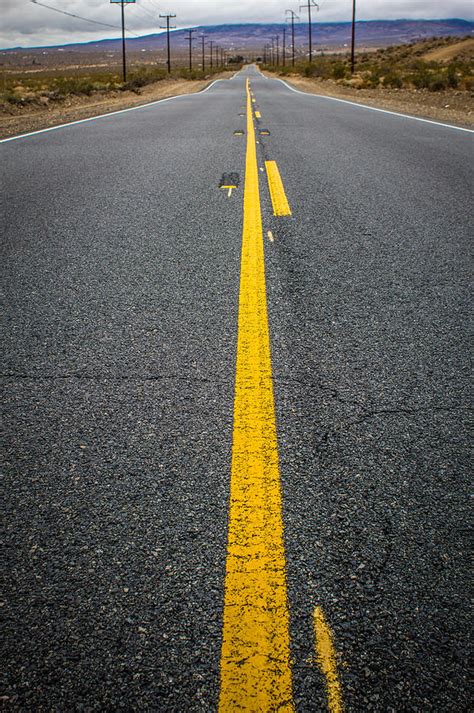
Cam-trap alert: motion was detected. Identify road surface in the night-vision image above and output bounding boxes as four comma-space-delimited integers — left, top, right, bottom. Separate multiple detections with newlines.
2, 66, 472, 711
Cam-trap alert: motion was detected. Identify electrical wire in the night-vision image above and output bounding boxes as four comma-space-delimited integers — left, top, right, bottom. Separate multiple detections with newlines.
143, 0, 162, 12
130, 3, 157, 23
30, 0, 141, 37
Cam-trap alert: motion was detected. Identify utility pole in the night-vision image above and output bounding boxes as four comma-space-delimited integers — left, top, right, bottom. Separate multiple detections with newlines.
350, 0, 356, 74
270, 37, 275, 65
159, 13, 176, 73
300, 0, 319, 64
200, 34, 206, 70
111, 0, 135, 83
120, 0, 126, 81
286, 9, 299, 67
215, 44, 220, 67
275, 35, 280, 66
185, 28, 196, 71
209, 40, 214, 68
282, 27, 286, 67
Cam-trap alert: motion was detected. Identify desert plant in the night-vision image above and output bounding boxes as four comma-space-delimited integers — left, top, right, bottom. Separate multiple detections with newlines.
409, 70, 431, 89
383, 71, 403, 88
428, 74, 447, 91
365, 68, 383, 87
332, 62, 346, 79
446, 65, 459, 88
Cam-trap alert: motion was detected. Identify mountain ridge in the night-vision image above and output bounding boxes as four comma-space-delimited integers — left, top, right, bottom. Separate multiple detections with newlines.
2, 19, 473, 53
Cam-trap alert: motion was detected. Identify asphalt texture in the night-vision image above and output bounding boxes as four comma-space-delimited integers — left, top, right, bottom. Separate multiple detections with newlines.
2, 66, 472, 711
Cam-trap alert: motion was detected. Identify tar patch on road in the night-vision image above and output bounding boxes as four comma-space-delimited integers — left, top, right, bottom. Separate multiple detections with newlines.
219, 173, 240, 188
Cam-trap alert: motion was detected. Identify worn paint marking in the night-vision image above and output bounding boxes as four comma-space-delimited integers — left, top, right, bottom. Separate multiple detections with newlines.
265, 160, 292, 217
221, 185, 237, 197
255, 110, 262, 119
218, 79, 294, 712
314, 607, 344, 713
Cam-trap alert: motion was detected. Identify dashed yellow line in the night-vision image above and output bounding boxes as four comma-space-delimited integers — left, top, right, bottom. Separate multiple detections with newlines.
218, 79, 294, 711
314, 607, 344, 713
265, 160, 292, 216
255, 110, 261, 119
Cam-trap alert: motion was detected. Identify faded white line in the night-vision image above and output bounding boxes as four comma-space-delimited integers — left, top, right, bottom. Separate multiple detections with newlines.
0, 78, 226, 144
268, 76, 474, 134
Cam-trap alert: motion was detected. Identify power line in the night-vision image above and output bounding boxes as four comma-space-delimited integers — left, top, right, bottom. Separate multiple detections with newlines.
130, 3, 156, 24
143, 0, 162, 10
30, 0, 140, 37
127, 9, 156, 33
142, 0, 162, 14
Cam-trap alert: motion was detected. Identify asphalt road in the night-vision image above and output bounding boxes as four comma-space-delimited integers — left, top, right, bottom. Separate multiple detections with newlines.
2, 66, 472, 711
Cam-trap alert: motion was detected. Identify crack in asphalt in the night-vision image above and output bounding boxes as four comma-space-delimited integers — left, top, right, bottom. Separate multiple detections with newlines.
346, 404, 473, 426
3, 374, 471, 420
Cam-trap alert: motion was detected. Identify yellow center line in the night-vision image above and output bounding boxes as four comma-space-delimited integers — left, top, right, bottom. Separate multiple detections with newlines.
218, 79, 294, 711
265, 161, 292, 217
255, 110, 262, 119
314, 607, 344, 713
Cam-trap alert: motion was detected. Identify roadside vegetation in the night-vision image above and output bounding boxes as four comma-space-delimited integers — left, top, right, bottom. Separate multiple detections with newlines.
0, 64, 237, 112
261, 36, 473, 93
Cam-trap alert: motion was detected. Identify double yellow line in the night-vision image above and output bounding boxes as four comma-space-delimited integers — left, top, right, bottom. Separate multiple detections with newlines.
218, 78, 343, 713
218, 78, 294, 711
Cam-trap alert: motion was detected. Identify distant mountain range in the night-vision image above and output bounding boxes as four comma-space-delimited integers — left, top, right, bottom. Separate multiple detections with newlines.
4, 19, 473, 53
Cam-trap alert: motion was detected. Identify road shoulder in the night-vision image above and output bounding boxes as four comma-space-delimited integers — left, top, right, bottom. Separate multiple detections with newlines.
264, 72, 474, 129
0, 74, 231, 140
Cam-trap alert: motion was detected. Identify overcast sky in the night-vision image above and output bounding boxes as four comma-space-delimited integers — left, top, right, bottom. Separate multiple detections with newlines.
1, 0, 473, 50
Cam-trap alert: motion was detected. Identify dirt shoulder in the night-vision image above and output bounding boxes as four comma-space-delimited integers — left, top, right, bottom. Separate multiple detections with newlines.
265, 73, 474, 128
0, 75, 230, 140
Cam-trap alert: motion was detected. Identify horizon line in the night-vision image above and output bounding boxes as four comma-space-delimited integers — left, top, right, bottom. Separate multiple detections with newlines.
1, 17, 472, 53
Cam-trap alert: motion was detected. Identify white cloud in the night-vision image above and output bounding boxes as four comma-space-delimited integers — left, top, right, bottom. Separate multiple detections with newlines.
1, 0, 473, 49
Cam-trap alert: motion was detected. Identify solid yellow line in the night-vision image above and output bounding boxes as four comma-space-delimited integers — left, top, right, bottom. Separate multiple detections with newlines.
265, 160, 292, 216
218, 80, 294, 712
313, 607, 344, 713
